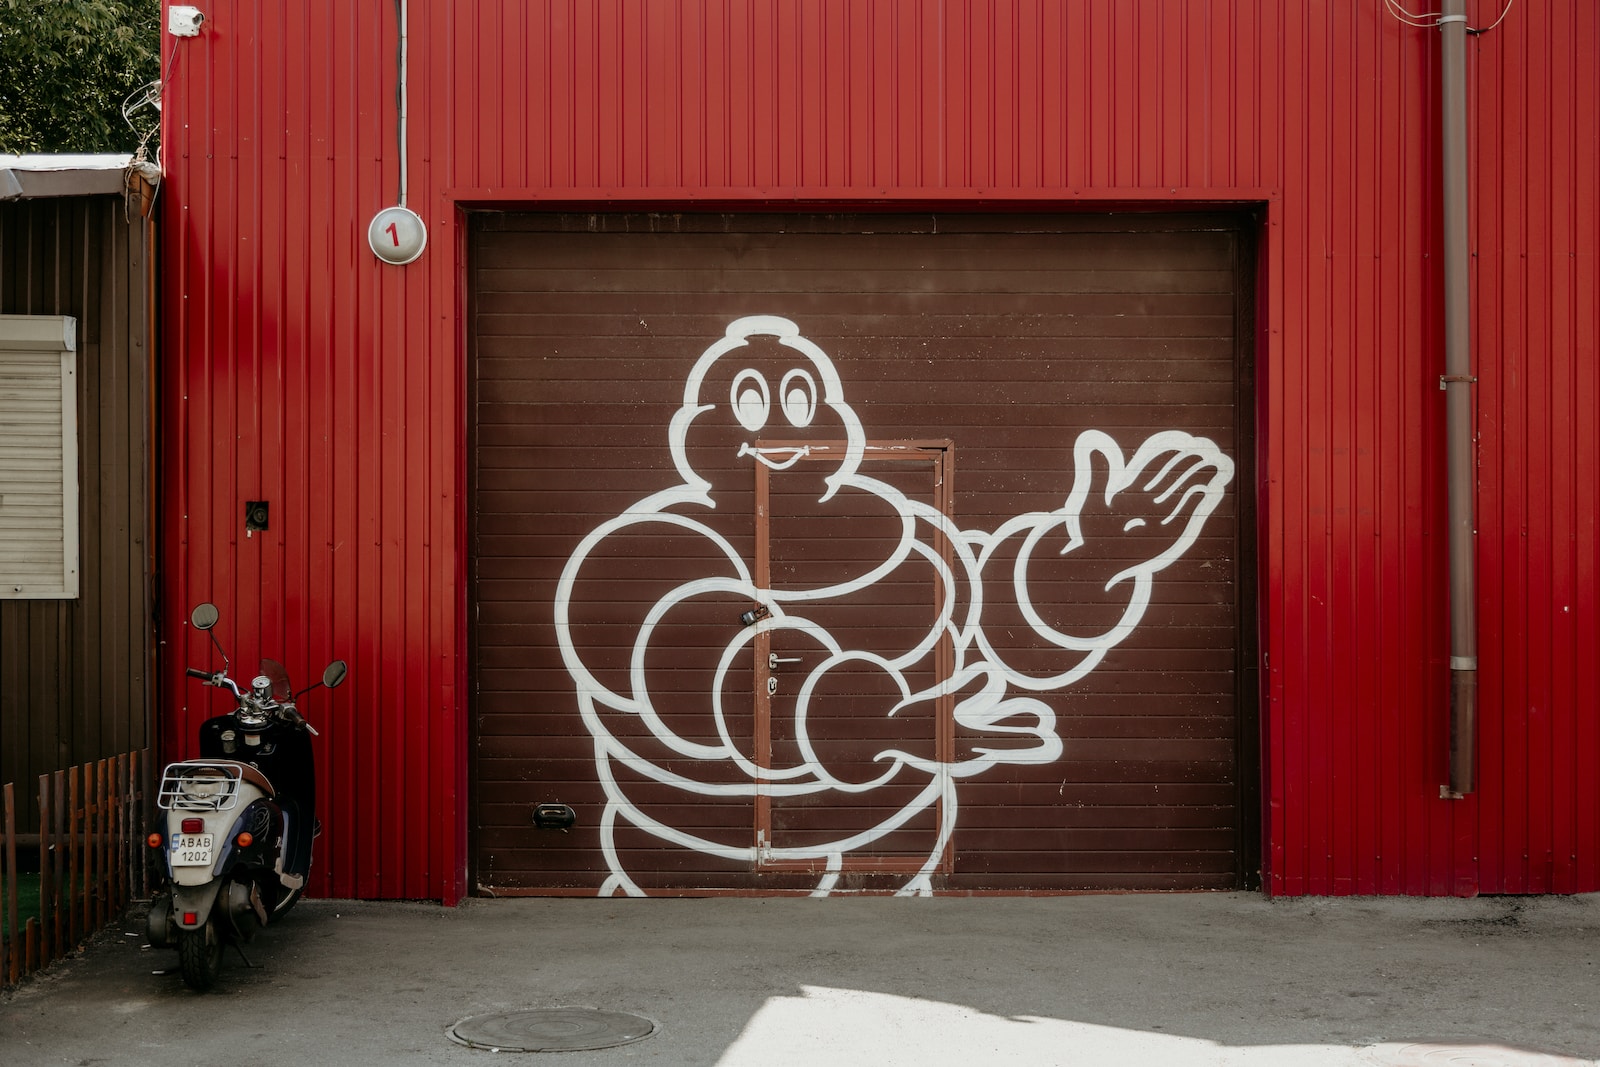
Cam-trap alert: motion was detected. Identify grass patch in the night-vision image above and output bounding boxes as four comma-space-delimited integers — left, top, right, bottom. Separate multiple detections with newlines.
2, 873, 45, 940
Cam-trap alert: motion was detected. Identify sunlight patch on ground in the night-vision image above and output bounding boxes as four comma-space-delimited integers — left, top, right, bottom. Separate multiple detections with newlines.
716, 985, 1595, 1067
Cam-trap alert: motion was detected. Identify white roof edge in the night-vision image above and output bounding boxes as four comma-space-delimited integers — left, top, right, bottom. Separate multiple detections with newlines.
0, 153, 136, 171
0, 154, 161, 201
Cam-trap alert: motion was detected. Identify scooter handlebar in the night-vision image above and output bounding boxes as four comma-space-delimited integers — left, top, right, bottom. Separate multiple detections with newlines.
185, 667, 213, 680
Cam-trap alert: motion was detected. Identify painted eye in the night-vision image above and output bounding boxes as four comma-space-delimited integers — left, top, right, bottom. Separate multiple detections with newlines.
730, 369, 770, 432
779, 369, 817, 428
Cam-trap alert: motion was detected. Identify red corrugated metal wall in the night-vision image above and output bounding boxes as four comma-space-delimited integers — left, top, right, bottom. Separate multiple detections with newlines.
158, 1, 1600, 900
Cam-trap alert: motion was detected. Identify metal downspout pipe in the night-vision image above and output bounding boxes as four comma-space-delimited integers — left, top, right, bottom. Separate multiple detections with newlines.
1439, 0, 1477, 798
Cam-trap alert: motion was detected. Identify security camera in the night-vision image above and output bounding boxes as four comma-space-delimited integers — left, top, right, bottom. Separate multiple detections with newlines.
168, 6, 205, 37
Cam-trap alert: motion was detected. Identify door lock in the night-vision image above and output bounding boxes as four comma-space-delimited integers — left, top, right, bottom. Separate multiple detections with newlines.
767, 677, 779, 695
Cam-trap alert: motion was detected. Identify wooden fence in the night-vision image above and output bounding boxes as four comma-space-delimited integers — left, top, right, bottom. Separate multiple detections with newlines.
1, 749, 153, 987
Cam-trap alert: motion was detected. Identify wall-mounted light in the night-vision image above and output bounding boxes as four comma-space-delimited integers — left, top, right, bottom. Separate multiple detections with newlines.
168, 6, 204, 36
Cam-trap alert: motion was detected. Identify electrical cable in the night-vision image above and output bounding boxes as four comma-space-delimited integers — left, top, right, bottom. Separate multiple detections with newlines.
1383, 0, 1443, 28
1468, 0, 1516, 35
121, 35, 183, 222
393, 0, 409, 207
1383, 0, 1518, 33
124, 38, 181, 159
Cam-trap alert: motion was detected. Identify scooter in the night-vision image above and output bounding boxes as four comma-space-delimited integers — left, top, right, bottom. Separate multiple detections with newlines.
146, 603, 347, 991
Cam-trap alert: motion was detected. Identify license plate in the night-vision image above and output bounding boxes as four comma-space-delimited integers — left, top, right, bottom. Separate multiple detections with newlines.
171, 833, 214, 867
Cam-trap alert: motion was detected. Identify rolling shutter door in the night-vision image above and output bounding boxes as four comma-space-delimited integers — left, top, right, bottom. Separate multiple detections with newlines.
470, 213, 1252, 895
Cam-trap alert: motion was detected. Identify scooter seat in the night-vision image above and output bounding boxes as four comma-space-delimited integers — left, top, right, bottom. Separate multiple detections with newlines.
196, 759, 276, 798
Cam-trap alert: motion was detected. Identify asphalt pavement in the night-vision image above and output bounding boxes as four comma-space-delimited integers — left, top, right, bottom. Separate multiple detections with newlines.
2, 892, 1597, 1066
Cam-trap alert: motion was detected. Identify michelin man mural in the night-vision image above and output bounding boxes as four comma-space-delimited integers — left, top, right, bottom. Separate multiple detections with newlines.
554, 315, 1234, 897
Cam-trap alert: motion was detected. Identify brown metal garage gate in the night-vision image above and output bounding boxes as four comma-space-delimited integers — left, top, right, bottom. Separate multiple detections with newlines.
468, 212, 1256, 896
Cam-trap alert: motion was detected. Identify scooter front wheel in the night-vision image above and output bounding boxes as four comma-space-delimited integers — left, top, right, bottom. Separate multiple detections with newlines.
177, 923, 222, 992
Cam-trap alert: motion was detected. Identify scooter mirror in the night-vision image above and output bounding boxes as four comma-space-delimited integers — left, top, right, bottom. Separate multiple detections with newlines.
191, 603, 220, 631
323, 660, 349, 690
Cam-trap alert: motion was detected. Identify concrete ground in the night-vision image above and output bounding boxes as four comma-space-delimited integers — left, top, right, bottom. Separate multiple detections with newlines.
1, 893, 1596, 1066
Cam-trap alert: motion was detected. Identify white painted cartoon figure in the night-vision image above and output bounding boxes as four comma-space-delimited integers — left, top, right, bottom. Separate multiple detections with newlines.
554, 316, 1234, 896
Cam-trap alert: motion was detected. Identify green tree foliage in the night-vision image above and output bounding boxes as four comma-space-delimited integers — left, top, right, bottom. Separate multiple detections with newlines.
0, 0, 160, 155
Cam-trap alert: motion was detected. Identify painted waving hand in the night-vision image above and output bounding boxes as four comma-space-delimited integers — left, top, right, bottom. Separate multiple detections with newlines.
970, 429, 1235, 690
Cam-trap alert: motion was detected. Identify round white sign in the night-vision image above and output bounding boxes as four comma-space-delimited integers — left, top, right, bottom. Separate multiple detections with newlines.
368, 206, 427, 265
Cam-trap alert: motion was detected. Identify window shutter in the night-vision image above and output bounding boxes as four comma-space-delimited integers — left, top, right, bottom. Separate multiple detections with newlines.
0, 315, 79, 599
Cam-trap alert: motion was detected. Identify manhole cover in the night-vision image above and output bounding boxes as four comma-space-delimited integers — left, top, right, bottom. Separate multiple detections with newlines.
447, 1008, 658, 1053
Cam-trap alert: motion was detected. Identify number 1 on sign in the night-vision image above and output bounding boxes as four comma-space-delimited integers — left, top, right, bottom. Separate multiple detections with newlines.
368, 206, 426, 264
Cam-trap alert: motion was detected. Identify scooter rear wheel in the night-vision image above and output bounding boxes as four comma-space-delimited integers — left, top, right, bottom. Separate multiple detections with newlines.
177, 924, 222, 992
274, 881, 305, 917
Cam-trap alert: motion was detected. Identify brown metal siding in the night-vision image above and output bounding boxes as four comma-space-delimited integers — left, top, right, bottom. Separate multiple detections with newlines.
470, 212, 1250, 894
0, 189, 157, 826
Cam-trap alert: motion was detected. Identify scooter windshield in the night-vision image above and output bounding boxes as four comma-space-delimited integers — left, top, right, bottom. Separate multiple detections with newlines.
259, 658, 292, 701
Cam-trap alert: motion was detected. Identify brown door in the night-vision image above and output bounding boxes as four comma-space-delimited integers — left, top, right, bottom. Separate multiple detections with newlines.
754, 444, 956, 881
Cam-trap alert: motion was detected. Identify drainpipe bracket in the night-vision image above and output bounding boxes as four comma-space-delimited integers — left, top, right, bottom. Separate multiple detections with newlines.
1439, 785, 1467, 800
1439, 374, 1477, 390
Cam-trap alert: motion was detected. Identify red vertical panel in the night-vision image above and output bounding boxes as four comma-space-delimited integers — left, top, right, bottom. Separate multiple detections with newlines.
1326, 0, 1356, 895
504, 0, 528, 189
707, 0, 735, 188
521, 3, 549, 189
1542, 8, 1576, 893
475, 1, 501, 187
831, 0, 858, 186
434, 0, 467, 905
1496, 11, 1528, 895
998, 0, 1024, 188
1083, 3, 1110, 189
679, 0, 706, 188
1159, 0, 1180, 183
1169, 2, 1195, 185
1282, 0, 1318, 896
1246, 0, 1286, 895
1036, 0, 1064, 187
941, 1, 969, 187
1571, 1, 1600, 897
1372, 8, 1409, 897
1111, 2, 1136, 186
1260, 195, 1287, 894
544, 2, 572, 189
1344, 1, 1373, 895
869, 0, 895, 186
572, 1, 600, 188
917, 0, 942, 186
643, 0, 681, 187
791, 0, 820, 187
299, 0, 333, 899
623, 0, 654, 187
1525, 8, 1556, 894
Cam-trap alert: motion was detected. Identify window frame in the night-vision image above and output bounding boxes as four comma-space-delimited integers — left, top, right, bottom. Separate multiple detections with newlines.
0, 314, 80, 599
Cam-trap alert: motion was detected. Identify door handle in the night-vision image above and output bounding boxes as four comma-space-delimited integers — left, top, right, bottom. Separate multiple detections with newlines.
768, 652, 802, 669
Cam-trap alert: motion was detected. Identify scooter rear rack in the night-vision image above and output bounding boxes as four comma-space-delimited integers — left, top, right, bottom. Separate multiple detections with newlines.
158, 761, 251, 812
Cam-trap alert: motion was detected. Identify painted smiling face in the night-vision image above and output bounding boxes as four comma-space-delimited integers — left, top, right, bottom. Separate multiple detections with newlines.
670, 316, 865, 505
